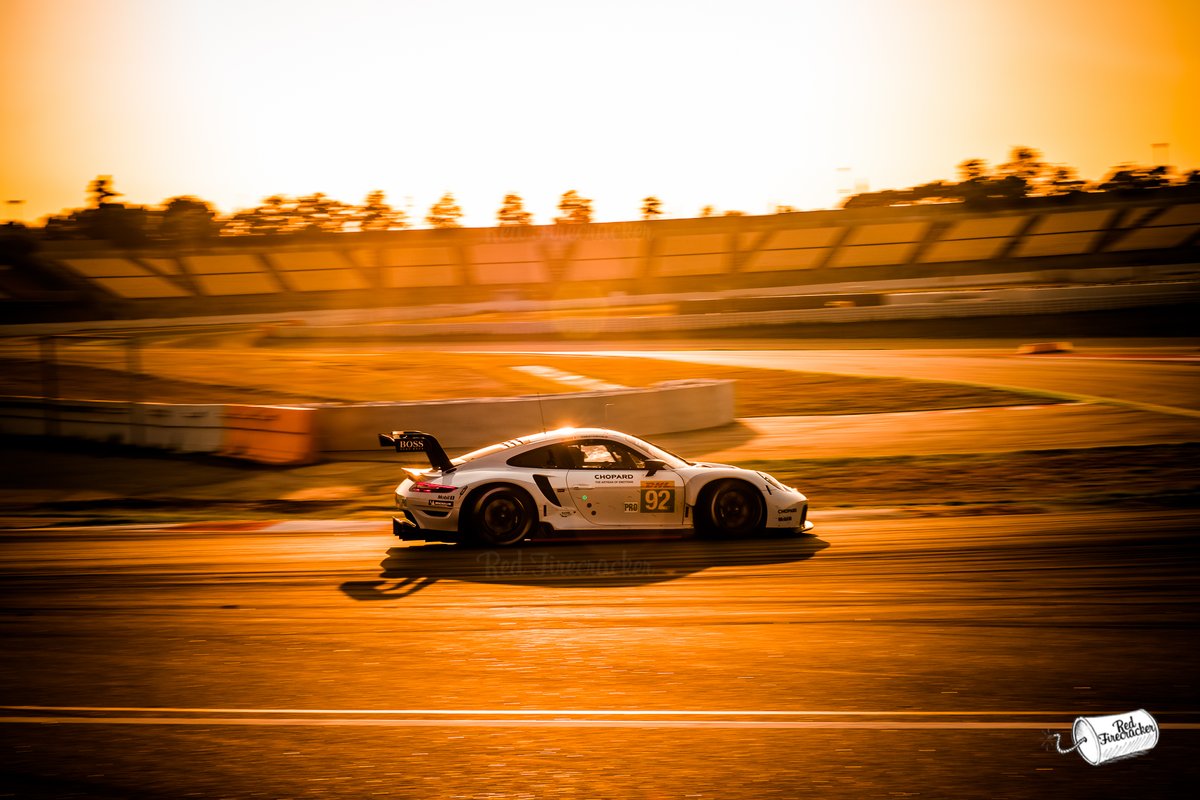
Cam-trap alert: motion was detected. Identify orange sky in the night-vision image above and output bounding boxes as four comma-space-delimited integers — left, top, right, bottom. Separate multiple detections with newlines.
1, 0, 1196, 226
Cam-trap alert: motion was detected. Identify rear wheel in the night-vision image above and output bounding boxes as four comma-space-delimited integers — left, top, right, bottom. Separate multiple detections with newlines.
469, 486, 536, 546
698, 480, 764, 538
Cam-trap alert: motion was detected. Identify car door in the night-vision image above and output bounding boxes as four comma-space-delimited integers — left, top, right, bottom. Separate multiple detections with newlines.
564, 439, 685, 527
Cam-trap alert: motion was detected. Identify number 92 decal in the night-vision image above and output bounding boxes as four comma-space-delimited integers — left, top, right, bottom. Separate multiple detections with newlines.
640, 487, 675, 513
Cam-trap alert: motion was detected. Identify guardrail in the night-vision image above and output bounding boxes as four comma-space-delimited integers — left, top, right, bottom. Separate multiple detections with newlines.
0, 379, 735, 463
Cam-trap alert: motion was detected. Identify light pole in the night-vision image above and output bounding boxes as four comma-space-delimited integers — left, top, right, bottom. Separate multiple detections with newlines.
5, 199, 24, 224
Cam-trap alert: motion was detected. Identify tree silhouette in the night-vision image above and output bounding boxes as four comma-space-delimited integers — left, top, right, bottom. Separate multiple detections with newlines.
88, 175, 121, 207
359, 190, 409, 231
957, 159, 989, 182
1043, 165, 1086, 196
161, 196, 218, 242
555, 190, 593, 224
1098, 164, 1171, 193
426, 193, 464, 228
224, 195, 290, 236
998, 146, 1044, 193
699, 205, 715, 218
294, 192, 354, 233
641, 196, 663, 220
497, 193, 533, 226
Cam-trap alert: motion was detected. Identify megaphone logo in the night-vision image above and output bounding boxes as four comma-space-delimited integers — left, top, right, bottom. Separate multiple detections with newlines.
1053, 709, 1159, 766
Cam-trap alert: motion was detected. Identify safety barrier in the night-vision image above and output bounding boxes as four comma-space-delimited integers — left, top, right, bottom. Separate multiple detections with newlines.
141, 403, 226, 452
313, 379, 735, 452
0, 380, 734, 462
220, 405, 318, 465
0, 397, 134, 443
0, 397, 314, 465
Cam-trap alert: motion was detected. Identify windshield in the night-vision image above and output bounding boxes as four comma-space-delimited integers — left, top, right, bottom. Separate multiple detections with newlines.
627, 435, 692, 468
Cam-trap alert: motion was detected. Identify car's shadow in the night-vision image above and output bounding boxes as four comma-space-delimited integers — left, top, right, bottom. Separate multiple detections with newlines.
339, 533, 830, 600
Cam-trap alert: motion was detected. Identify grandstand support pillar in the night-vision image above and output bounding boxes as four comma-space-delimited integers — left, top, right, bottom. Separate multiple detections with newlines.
1182, 227, 1200, 249
126, 337, 144, 447
453, 241, 473, 290
639, 233, 659, 280
909, 218, 952, 265
997, 215, 1041, 260
38, 336, 60, 437
815, 225, 854, 270
1096, 206, 1162, 253
732, 229, 771, 274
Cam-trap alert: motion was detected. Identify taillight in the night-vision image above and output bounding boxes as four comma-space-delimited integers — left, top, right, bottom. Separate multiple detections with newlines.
411, 482, 457, 493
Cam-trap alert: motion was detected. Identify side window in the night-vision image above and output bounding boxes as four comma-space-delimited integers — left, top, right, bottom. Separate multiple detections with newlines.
569, 440, 647, 470
506, 445, 561, 469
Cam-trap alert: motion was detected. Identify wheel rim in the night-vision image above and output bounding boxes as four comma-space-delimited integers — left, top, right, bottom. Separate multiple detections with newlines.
712, 484, 760, 534
478, 490, 530, 544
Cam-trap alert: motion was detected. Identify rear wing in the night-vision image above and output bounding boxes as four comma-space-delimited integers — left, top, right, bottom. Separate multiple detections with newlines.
378, 430, 454, 473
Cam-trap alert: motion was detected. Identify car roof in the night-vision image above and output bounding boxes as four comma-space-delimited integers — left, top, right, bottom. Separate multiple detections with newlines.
454, 428, 647, 465
519, 427, 634, 444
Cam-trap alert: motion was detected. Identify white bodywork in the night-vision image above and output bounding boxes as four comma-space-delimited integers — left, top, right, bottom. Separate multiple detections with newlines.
388, 427, 812, 544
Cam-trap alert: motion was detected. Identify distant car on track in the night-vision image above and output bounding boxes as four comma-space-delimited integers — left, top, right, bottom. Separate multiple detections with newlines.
379, 427, 813, 546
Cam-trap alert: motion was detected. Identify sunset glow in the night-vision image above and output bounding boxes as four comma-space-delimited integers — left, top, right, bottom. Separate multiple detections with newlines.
1, 0, 1197, 226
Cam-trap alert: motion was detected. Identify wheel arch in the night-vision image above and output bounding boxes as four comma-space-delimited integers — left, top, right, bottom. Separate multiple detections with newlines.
685, 471, 766, 509
692, 476, 768, 536
457, 480, 539, 538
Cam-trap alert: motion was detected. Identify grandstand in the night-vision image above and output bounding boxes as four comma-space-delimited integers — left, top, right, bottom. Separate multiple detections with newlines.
2, 194, 1197, 322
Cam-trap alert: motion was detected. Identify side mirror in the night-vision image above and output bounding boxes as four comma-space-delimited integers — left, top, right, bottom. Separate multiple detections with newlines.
645, 458, 666, 477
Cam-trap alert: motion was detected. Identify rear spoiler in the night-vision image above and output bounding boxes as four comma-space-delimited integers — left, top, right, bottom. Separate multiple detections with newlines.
378, 430, 454, 473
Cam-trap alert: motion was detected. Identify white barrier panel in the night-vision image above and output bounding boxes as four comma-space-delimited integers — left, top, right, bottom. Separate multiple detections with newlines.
0, 398, 136, 443
0, 398, 224, 451
0, 398, 54, 437
140, 403, 225, 453
314, 379, 735, 452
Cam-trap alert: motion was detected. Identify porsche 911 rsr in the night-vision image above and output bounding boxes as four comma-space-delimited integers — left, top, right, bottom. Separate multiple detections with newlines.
379, 427, 813, 546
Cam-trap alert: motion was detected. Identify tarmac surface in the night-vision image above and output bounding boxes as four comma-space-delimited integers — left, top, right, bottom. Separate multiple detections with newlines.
1, 511, 1196, 797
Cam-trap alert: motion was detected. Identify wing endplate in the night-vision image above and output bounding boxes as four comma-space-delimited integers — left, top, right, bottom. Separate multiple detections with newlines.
378, 430, 454, 473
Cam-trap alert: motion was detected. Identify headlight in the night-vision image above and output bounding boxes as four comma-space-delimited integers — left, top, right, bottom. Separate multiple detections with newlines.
758, 472, 791, 492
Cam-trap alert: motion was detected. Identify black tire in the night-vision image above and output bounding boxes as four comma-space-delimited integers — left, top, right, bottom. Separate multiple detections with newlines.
698, 480, 764, 538
469, 486, 536, 547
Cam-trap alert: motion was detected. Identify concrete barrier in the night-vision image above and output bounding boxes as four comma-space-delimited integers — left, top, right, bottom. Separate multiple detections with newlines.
141, 403, 225, 453
1, 380, 734, 463
313, 379, 735, 452
220, 405, 318, 465
0, 397, 136, 443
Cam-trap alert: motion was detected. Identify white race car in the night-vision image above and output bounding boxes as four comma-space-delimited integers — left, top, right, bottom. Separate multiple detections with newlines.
380, 427, 813, 546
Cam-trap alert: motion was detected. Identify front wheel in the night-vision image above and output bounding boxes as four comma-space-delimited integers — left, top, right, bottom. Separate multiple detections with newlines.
469, 486, 536, 546
698, 480, 764, 538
